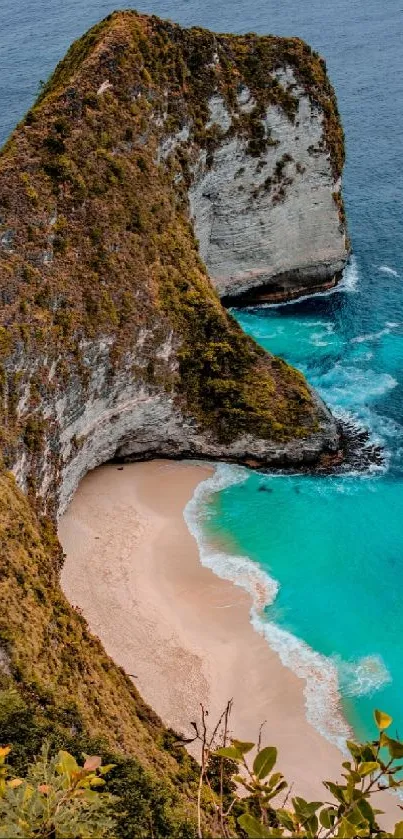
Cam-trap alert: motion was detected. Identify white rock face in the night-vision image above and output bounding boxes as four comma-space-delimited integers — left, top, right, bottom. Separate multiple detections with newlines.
189, 76, 347, 300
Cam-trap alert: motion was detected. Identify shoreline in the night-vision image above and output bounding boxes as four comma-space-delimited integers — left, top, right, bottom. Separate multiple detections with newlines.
59, 459, 398, 820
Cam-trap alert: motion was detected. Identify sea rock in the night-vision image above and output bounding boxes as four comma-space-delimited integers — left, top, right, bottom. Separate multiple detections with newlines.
189, 76, 348, 303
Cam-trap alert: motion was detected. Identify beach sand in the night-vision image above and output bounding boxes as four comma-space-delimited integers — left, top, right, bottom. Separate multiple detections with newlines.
59, 460, 399, 821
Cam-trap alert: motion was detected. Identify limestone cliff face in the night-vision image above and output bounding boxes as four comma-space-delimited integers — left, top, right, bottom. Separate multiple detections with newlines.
12, 341, 338, 519
0, 11, 345, 520
189, 77, 347, 302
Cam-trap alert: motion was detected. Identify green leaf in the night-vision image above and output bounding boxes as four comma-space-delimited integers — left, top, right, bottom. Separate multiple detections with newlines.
56, 750, 79, 778
277, 809, 294, 831
253, 746, 277, 779
346, 741, 362, 761
343, 769, 361, 784
99, 763, 116, 775
357, 761, 379, 777
232, 739, 255, 755
264, 780, 288, 801
361, 743, 377, 761
215, 746, 242, 762
356, 797, 375, 825
292, 797, 322, 818
394, 821, 403, 837
237, 814, 271, 838
347, 805, 367, 826
306, 814, 318, 835
268, 771, 283, 789
374, 709, 393, 730
88, 777, 106, 787
323, 781, 346, 805
386, 737, 403, 759
319, 807, 337, 829
338, 817, 360, 838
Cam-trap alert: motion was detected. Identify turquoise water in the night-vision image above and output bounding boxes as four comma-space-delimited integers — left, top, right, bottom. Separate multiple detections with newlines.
201, 269, 403, 746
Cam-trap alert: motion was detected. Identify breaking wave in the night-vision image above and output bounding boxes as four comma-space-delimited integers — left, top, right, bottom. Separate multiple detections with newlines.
241, 255, 360, 311
184, 463, 391, 752
378, 265, 400, 277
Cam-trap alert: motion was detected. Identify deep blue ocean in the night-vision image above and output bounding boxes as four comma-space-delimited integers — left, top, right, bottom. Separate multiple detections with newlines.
1, 0, 403, 749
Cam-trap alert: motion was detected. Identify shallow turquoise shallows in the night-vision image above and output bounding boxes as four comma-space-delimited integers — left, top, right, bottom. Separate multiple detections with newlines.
201, 275, 403, 747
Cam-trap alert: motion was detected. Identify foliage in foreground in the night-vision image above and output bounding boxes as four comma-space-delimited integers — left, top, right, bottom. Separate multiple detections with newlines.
3, 706, 403, 837
190, 703, 403, 838
0, 745, 116, 838
0, 685, 198, 839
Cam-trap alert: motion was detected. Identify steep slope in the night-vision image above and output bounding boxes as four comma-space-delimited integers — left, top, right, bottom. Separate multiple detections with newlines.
0, 11, 343, 518
0, 10, 345, 833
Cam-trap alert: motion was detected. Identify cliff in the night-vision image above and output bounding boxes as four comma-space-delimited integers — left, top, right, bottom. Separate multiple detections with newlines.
0, 10, 346, 835
0, 10, 346, 518
189, 74, 348, 304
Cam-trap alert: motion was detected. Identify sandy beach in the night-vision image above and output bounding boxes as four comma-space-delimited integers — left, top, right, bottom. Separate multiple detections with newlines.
59, 460, 398, 819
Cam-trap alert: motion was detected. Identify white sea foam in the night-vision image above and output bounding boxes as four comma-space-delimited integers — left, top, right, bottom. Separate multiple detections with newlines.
183, 463, 391, 753
242, 255, 360, 311
184, 464, 278, 609
350, 322, 398, 344
341, 255, 360, 292
379, 265, 400, 277
338, 655, 392, 697
310, 332, 332, 347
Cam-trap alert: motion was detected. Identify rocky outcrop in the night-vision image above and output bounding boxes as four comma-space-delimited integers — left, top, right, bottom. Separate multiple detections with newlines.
0, 10, 347, 521
189, 76, 348, 303
11, 341, 339, 519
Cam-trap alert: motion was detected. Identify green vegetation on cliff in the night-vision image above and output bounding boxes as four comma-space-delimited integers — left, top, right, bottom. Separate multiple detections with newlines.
0, 11, 346, 836
2, 705, 403, 837
0, 9, 344, 465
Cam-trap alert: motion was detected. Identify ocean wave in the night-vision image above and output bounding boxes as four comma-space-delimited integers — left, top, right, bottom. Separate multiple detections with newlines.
184, 464, 277, 610
329, 405, 392, 475
378, 265, 400, 277
310, 331, 333, 347
242, 256, 360, 311
251, 614, 352, 751
338, 655, 392, 697
317, 365, 398, 406
341, 255, 360, 292
184, 464, 393, 752
184, 465, 349, 751
350, 323, 398, 344
300, 321, 335, 330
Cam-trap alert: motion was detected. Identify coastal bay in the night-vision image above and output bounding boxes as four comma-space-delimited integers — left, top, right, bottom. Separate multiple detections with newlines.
1, 0, 402, 830
58, 460, 364, 801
